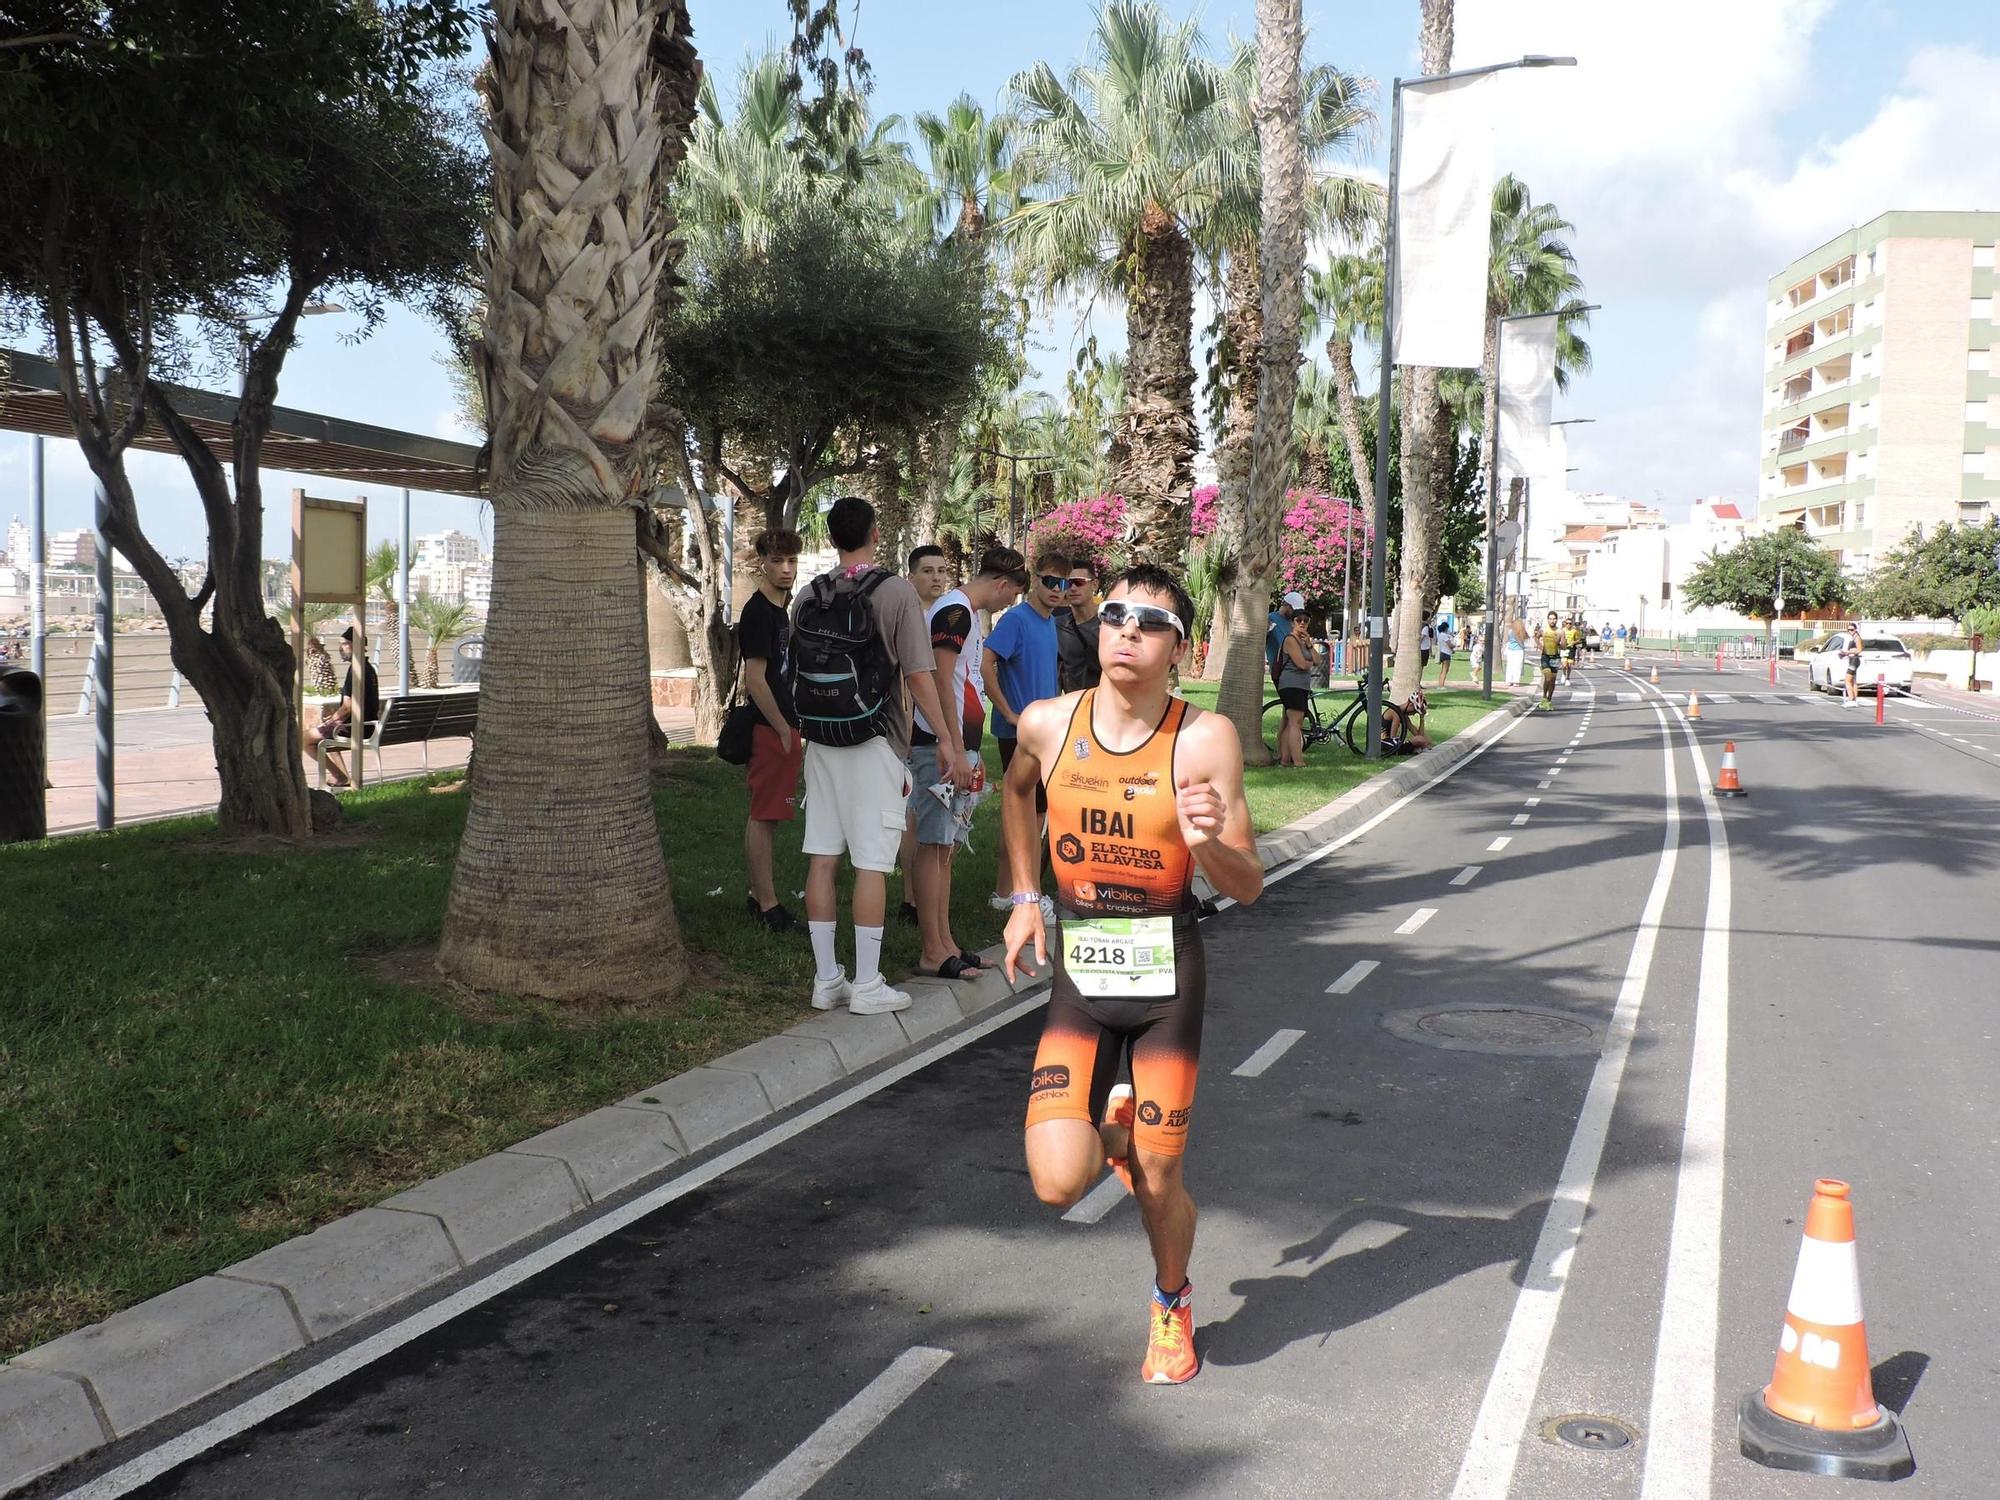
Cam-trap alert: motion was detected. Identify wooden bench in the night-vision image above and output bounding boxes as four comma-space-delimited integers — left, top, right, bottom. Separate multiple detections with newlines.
316, 687, 480, 787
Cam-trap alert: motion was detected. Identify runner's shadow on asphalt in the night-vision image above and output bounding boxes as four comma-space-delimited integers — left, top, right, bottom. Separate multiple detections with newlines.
1199, 1199, 1555, 1369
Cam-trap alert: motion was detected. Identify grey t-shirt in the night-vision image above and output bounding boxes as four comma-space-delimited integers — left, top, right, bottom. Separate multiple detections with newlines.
795, 565, 936, 761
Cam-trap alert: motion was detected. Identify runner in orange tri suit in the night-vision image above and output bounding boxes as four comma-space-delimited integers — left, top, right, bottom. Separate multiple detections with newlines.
1001, 562, 1264, 1385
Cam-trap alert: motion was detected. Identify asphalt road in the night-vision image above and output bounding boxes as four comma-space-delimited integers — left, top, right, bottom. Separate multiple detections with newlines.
37, 656, 2000, 1499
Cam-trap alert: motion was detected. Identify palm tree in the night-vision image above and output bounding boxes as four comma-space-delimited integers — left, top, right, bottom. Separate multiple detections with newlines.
915, 94, 1015, 242
364, 539, 403, 686
1006, 1, 1231, 563
1388, 0, 1457, 707
1305, 248, 1383, 509
300, 600, 346, 696
438, 0, 698, 1005
1213, 0, 1310, 763
407, 596, 474, 689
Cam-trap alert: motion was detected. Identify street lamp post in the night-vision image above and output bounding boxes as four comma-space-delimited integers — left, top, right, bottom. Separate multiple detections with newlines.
972, 447, 1055, 548
1368, 53, 1576, 755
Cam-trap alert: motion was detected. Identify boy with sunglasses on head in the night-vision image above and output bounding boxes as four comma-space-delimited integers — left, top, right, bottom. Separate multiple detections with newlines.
983, 546, 1073, 918
1002, 564, 1263, 1386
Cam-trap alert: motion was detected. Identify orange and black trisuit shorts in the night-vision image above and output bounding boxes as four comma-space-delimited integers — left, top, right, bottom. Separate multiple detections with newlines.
1025, 912, 1206, 1158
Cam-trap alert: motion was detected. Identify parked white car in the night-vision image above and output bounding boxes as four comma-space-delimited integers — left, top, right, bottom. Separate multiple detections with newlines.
1801, 632, 1915, 695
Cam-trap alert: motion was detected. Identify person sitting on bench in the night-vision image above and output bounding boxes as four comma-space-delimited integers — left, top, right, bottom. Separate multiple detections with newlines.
304, 627, 381, 788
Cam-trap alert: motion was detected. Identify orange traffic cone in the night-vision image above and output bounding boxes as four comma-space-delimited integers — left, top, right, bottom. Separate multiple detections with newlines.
1716, 741, 1747, 798
1739, 1180, 1914, 1480
1687, 690, 1702, 720
1649, 664, 1660, 685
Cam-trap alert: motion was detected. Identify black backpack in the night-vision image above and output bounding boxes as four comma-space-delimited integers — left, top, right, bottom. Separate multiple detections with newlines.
785, 569, 896, 747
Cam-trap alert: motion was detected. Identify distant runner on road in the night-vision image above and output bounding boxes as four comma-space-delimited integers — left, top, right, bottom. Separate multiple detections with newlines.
1001, 563, 1264, 1385
1537, 611, 1563, 710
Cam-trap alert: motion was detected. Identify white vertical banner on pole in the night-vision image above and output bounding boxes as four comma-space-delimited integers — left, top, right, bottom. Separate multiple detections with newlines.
1497, 313, 1560, 479
1392, 73, 1502, 369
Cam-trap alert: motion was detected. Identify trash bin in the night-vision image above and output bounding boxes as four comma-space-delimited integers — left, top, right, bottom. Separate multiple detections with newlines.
452, 635, 484, 685
0, 666, 47, 843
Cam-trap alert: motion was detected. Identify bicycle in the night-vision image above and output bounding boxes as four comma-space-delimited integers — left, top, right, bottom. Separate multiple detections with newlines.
1264, 672, 1415, 756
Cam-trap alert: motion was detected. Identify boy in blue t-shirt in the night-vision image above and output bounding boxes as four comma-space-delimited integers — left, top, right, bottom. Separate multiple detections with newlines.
982, 545, 1070, 912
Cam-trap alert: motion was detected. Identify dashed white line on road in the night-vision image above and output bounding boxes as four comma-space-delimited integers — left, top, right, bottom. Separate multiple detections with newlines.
1394, 907, 1438, 936
1536, 780, 1552, 790
1232, 1028, 1307, 1078
1524, 797, 1542, 807
1450, 866, 1482, 886
1486, 836, 1512, 852
1511, 814, 1531, 826
1449, 702, 1682, 1500
1545, 767, 1562, 776
1707, 692, 1735, 703
1326, 959, 1379, 994
737, 1346, 954, 1500
1062, 1174, 1127, 1224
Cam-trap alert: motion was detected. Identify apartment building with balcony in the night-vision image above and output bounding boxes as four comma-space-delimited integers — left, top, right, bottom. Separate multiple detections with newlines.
1760, 211, 2000, 571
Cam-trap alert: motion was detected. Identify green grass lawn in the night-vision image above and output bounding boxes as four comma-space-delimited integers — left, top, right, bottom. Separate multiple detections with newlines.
2, 689, 1507, 1356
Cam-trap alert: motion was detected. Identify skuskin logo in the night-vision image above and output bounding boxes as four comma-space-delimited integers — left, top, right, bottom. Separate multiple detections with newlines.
1030, 1064, 1071, 1096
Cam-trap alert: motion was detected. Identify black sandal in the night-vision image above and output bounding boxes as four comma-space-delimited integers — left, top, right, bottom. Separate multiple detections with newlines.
935, 955, 981, 981
957, 949, 988, 970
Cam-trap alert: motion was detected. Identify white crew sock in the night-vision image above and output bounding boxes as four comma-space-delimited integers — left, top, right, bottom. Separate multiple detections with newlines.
809, 921, 840, 982
854, 924, 884, 985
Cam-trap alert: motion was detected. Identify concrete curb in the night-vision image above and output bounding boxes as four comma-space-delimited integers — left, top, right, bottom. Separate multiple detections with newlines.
2, 694, 1529, 1495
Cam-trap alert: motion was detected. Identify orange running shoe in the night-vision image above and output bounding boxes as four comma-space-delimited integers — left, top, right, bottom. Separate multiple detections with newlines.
1103, 1084, 1135, 1195
1141, 1283, 1199, 1385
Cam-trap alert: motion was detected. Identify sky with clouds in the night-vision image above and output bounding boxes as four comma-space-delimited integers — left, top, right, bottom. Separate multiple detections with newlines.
4, 0, 1998, 562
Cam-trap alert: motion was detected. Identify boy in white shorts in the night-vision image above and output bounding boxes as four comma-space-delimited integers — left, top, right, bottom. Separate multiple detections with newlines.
792, 496, 963, 1014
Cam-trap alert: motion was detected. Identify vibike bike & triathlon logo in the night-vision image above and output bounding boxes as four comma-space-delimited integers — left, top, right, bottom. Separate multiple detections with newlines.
1030, 1064, 1071, 1097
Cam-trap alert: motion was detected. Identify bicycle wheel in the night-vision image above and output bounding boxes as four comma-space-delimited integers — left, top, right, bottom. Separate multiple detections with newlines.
1343, 700, 1406, 755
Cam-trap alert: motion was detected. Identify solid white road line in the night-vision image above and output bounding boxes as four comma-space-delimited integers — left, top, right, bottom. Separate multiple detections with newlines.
1232, 1028, 1307, 1079
737, 1346, 953, 1500
1062, 1174, 1128, 1225
1327, 959, 1379, 994
1511, 814, 1531, 826
1394, 907, 1438, 936
1639, 684, 1735, 1500
53, 992, 1050, 1500
1450, 866, 1482, 887
1486, 836, 1512, 852
1449, 702, 1681, 1500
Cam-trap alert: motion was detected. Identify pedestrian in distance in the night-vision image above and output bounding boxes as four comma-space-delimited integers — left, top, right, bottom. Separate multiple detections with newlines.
898, 543, 957, 924
908, 545, 1026, 979
1055, 559, 1104, 694
1266, 590, 1303, 686
1275, 611, 1316, 766
1433, 617, 1455, 687
1842, 620, 1864, 706
1003, 562, 1264, 1385
1418, 616, 1434, 676
983, 545, 1071, 919
302, 626, 380, 788
788, 496, 960, 1015
1537, 611, 1563, 710
738, 528, 806, 933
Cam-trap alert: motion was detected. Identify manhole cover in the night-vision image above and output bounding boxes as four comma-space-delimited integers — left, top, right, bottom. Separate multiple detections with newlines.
1544, 1413, 1638, 1451
1381, 1003, 1599, 1057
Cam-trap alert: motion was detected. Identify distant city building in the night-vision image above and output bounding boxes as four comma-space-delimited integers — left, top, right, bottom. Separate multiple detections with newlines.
4, 516, 30, 567
1760, 210, 2000, 571
460, 564, 493, 614
410, 529, 486, 605
46, 528, 96, 568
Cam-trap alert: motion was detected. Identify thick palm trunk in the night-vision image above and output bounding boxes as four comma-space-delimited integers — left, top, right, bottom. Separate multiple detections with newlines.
378, 600, 402, 685
870, 445, 907, 568
1113, 210, 1197, 564
441, 0, 690, 1003
1203, 243, 1262, 685
443, 506, 679, 997
1326, 334, 1372, 495
1218, 0, 1307, 763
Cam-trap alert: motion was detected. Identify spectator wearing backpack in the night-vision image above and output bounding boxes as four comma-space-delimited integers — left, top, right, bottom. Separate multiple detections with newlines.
739, 528, 805, 933
909, 545, 1028, 979
788, 496, 959, 1014
982, 545, 1070, 914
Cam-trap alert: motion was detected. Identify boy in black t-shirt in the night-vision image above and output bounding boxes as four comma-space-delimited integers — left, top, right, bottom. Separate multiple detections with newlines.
739, 529, 804, 931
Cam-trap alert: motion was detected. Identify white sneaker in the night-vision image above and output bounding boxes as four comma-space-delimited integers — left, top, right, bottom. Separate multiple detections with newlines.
811, 970, 852, 1010
988, 893, 1013, 912
1039, 894, 1057, 922
848, 974, 912, 1014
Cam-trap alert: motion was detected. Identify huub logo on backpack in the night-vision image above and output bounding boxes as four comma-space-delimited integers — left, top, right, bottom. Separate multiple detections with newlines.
784, 568, 896, 748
